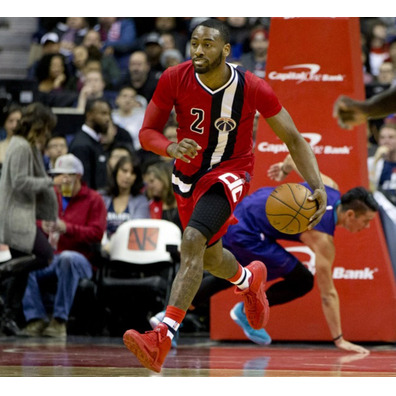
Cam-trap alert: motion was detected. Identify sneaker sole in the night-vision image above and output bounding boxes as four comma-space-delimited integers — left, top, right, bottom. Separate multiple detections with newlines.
123, 330, 161, 373
230, 306, 271, 345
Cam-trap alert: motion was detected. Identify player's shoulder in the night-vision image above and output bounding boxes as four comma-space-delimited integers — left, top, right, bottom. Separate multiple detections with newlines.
163, 60, 193, 78
230, 63, 261, 82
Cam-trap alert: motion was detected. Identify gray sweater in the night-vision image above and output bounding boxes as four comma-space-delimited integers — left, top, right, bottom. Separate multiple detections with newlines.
0, 136, 58, 253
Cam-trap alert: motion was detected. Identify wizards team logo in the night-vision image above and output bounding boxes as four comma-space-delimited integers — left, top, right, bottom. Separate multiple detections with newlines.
214, 117, 237, 132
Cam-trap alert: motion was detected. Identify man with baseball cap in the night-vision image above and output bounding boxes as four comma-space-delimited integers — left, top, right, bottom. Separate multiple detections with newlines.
22, 154, 107, 338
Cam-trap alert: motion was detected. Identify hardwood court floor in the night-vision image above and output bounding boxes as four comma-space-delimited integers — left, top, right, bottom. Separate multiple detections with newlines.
0, 334, 395, 377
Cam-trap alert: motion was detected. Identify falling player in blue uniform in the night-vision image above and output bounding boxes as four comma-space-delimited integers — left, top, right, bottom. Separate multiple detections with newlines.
187, 154, 378, 354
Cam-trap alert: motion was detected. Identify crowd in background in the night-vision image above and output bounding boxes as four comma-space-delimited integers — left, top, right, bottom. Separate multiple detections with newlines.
1, 17, 396, 338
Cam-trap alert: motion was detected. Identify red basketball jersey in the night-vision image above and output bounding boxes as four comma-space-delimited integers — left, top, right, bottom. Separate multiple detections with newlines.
151, 60, 282, 198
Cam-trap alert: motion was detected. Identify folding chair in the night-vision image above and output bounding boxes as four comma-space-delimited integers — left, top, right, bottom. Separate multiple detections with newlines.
97, 219, 181, 334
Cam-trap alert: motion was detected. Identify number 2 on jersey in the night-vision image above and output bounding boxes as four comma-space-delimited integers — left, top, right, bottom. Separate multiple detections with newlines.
190, 108, 204, 134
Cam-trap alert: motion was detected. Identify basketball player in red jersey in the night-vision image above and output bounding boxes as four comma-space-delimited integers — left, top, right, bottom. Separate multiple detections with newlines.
123, 18, 327, 373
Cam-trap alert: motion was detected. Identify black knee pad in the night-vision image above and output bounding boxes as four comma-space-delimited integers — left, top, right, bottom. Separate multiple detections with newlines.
188, 183, 231, 242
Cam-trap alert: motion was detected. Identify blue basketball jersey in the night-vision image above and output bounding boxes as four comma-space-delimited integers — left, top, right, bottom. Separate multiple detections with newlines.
222, 183, 340, 280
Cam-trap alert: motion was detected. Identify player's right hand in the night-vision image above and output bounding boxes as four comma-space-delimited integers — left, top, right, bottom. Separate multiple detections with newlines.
167, 138, 202, 163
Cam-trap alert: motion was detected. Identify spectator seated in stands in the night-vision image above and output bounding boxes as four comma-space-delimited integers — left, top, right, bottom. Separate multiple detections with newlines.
143, 32, 165, 73
117, 51, 161, 103
368, 120, 396, 205
0, 104, 22, 166
106, 143, 136, 180
76, 69, 118, 110
22, 154, 106, 338
27, 32, 61, 81
82, 29, 122, 90
153, 17, 188, 55
65, 45, 89, 92
35, 53, 78, 107
111, 86, 147, 152
225, 17, 251, 62
143, 161, 182, 230
43, 133, 68, 172
94, 17, 138, 71
100, 154, 149, 252
68, 98, 111, 191
52, 17, 89, 58
160, 48, 184, 69
240, 26, 269, 79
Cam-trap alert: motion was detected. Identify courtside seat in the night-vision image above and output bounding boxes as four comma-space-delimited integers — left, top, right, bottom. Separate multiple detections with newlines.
97, 219, 181, 334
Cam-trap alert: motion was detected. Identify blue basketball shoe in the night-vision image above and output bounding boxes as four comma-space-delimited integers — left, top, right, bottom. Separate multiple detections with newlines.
230, 302, 272, 345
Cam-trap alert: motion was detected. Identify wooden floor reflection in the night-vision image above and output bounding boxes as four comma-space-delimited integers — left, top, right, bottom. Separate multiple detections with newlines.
0, 335, 395, 377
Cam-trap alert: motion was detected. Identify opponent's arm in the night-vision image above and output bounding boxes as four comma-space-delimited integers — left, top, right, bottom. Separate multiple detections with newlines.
266, 107, 327, 228
267, 153, 339, 190
300, 230, 370, 354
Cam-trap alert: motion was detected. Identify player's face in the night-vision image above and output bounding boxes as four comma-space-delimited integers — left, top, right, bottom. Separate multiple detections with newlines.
345, 210, 376, 233
190, 26, 230, 74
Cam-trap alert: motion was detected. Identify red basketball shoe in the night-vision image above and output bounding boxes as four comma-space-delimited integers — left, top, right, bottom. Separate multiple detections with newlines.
123, 322, 171, 373
234, 261, 270, 329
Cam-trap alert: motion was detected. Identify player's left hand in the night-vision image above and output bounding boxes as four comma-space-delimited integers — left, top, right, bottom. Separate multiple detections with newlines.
307, 187, 327, 229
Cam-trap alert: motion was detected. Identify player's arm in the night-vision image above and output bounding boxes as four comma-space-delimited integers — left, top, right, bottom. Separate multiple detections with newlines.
300, 230, 369, 354
267, 153, 339, 190
333, 86, 396, 129
265, 107, 327, 228
139, 101, 201, 163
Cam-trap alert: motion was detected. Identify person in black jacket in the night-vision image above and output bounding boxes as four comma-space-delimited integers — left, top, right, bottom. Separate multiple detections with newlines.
68, 98, 110, 190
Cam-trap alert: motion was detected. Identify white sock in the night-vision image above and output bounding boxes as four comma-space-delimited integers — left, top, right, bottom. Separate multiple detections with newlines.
230, 267, 252, 291
162, 317, 180, 340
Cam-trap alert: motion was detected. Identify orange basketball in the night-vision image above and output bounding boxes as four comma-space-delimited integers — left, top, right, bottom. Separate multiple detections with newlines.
265, 183, 318, 234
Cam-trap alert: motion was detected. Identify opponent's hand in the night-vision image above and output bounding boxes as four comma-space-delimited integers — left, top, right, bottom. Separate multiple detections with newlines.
335, 338, 370, 354
333, 95, 368, 129
167, 138, 202, 163
267, 162, 288, 182
307, 187, 327, 229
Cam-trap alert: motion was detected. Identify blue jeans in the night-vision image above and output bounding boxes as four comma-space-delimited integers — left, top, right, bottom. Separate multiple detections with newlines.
22, 251, 92, 322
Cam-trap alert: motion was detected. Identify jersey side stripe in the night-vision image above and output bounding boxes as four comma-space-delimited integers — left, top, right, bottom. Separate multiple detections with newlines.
210, 71, 239, 168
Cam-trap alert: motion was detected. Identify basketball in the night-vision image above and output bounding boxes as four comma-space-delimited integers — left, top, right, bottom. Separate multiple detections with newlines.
265, 183, 318, 234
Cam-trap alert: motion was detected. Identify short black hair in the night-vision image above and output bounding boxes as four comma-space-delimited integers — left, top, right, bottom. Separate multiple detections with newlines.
194, 18, 230, 44
84, 97, 111, 118
340, 187, 379, 214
